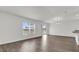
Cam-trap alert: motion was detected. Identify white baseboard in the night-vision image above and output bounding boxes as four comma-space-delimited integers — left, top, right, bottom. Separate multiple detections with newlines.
49, 34, 75, 38
0, 35, 42, 45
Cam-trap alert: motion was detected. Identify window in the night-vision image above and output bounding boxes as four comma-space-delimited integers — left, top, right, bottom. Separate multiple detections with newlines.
22, 22, 35, 35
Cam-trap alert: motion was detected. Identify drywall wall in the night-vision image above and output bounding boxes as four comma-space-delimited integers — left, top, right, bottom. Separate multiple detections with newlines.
0, 12, 49, 45
49, 20, 79, 37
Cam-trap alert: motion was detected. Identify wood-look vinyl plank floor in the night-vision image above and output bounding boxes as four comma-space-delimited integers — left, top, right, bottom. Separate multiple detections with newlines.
0, 35, 78, 52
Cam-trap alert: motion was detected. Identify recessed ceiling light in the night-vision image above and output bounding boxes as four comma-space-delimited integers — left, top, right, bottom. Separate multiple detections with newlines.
75, 14, 79, 16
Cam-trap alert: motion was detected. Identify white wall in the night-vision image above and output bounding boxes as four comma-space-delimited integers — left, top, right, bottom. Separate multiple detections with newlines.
0, 12, 49, 45
49, 20, 79, 37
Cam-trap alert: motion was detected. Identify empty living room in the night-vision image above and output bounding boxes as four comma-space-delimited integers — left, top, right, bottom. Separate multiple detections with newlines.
0, 6, 79, 52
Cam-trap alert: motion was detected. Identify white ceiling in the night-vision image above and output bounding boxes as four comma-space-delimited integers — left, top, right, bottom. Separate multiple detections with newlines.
0, 6, 79, 23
